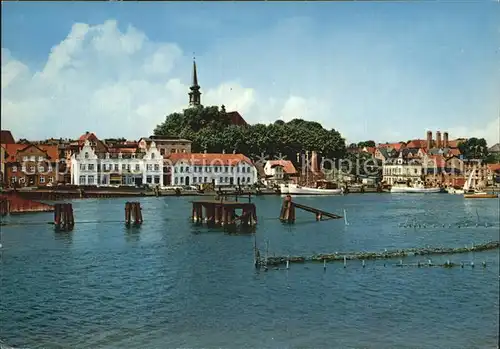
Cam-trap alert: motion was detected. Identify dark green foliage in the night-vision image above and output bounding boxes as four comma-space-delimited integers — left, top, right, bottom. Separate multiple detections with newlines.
154, 106, 346, 164
458, 138, 489, 161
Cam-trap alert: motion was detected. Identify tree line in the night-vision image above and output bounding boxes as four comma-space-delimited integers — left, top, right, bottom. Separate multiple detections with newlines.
153, 106, 347, 168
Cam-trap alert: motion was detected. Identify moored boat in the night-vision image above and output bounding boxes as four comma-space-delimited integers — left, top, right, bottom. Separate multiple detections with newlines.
287, 183, 343, 195
462, 166, 498, 198
390, 180, 441, 193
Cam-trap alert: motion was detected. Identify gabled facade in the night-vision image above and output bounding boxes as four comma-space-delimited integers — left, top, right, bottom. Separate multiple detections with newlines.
70, 140, 163, 187
2, 143, 59, 188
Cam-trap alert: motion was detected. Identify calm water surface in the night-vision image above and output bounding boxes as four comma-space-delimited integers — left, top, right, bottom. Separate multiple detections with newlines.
1, 194, 499, 349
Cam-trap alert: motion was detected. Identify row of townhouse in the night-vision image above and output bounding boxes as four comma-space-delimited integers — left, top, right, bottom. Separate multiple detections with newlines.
71, 134, 259, 187
382, 151, 498, 187
1, 130, 259, 188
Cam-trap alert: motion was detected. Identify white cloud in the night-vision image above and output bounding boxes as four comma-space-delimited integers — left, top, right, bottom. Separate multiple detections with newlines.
0, 20, 258, 140
1, 17, 499, 147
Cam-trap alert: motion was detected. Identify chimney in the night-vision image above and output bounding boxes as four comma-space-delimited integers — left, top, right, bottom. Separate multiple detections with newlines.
436, 131, 442, 149
310, 151, 318, 173
443, 132, 449, 148
426, 131, 432, 149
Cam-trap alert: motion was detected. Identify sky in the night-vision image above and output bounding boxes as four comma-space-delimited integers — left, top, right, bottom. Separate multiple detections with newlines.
2, 2, 499, 146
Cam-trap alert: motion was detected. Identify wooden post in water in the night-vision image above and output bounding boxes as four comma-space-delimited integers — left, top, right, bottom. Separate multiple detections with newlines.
279, 195, 295, 223
125, 202, 143, 226
54, 203, 74, 231
0, 198, 10, 216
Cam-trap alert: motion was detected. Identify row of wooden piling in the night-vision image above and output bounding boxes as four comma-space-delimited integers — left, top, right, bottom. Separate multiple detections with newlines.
191, 200, 257, 227
51, 202, 143, 231
254, 240, 500, 269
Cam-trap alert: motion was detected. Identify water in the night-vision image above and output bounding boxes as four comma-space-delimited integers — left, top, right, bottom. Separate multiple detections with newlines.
1, 194, 499, 349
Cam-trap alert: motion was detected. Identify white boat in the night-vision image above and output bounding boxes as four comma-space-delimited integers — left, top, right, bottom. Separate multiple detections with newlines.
287, 183, 343, 195
390, 180, 441, 193
280, 183, 289, 194
462, 167, 498, 198
447, 187, 464, 194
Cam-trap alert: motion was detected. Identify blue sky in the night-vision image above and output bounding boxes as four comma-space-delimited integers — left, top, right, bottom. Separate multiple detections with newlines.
2, 2, 499, 146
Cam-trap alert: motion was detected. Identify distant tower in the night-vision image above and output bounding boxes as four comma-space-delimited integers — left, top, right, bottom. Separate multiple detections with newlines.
188, 58, 202, 107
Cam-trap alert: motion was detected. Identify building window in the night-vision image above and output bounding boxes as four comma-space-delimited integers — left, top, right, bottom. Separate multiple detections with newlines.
114, 164, 119, 171
23, 156, 28, 161
12, 166, 17, 172
88, 176, 95, 184
122, 164, 126, 170
171, 149, 176, 153
147, 164, 152, 171
80, 164, 86, 171
154, 176, 160, 184
38, 166, 44, 173
38, 156, 44, 161
22, 166, 26, 172
30, 156, 35, 161
194, 167, 197, 173
175, 177, 178, 184
154, 164, 160, 171
40, 176, 45, 184
180, 177, 184, 184
135, 164, 140, 171
88, 164, 95, 171
146, 176, 152, 183
199, 177, 202, 183
11, 177, 17, 183
48, 177, 53, 182
30, 166, 35, 173
242, 167, 246, 173
193, 177, 197, 183
220, 177, 224, 183
247, 177, 250, 183
84, 152, 89, 159
79, 176, 86, 185
151, 153, 155, 159
204, 177, 207, 183
174, 167, 178, 173
180, 167, 184, 173
186, 167, 189, 173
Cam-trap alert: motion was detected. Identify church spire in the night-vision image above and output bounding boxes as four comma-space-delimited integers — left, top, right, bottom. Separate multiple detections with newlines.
189, 56, 201, 107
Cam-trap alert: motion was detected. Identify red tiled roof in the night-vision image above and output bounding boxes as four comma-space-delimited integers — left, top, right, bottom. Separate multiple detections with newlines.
2, 143, 59, 162
267, 160, 297, 174
378, 142, 405, 151
406, 139, 426, 149
448, 148, 461, 156
226, 111, 248, 126
0, 130, 15, 144
108, 147, 136, 153
362, 147, 376, 155
487, 164, 500, 172
446, 140, 461, 148
167, 153, 253, 166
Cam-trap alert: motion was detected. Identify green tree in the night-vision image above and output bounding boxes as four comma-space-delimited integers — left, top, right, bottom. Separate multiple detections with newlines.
154, 106, 346, 167
458, 138, 489, 161
357, 140, 376, 148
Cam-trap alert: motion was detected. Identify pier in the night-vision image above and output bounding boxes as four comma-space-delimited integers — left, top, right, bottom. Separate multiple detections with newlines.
191, 199, 257, 228
279, 194, 342, 223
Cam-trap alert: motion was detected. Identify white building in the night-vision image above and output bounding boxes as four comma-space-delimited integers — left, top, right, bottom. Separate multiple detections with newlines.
262, 160, 297, 186
166, 153, 258, 187
382, 155, 423, 185
71, 140, 163, 187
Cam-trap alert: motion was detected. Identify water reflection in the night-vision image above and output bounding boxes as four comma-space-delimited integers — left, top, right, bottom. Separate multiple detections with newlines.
125, 226, 141, 243
54, 231, 73, 245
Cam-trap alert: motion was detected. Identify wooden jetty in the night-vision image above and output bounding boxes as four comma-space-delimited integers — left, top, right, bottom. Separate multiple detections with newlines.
279, 194, 342, 223
125, 202, 143, 226
191, 198, 257, 228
